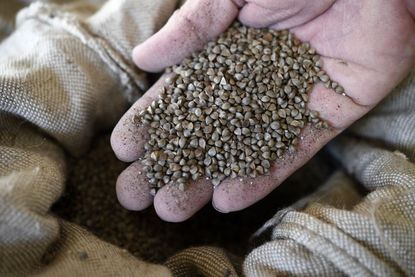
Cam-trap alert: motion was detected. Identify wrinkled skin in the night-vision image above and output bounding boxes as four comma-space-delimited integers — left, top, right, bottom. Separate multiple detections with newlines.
111, 0, 415, 222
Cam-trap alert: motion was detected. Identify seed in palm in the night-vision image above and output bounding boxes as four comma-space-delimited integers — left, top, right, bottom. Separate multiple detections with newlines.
135, 22, 343, 191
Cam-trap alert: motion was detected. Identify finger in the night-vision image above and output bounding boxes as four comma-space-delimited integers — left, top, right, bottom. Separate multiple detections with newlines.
154, 179, 213, 222
116, 160, 153, 211
111, 74, 173, 162
212, 83, 366, 212
132, 0, 241, 72
239, 0, 335, 29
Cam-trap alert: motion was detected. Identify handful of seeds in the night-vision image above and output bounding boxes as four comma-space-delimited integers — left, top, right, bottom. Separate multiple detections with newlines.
135, 22, 343, 192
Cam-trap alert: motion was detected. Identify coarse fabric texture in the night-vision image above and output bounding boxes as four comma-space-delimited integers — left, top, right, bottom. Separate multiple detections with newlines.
165, 247, 239, 276
1, 1, 415, 277
0, 0, 177, 276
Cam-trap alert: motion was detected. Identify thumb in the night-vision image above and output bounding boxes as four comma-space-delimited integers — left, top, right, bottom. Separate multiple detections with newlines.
133, 0, 241, 72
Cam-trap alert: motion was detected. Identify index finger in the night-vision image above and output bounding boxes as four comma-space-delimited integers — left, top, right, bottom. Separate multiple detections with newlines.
132, 0, 242, 72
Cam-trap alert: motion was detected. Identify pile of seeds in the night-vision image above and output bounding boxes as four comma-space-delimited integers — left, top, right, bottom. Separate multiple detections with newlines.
135, 22, 343, 191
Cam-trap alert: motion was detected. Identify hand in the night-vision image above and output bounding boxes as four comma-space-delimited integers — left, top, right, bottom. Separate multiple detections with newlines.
111, 0, 415, 222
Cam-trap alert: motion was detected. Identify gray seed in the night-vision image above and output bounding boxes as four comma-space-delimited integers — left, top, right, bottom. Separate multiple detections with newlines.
261, 160, 271, 169
204, 156, 212, 166
208, 147, 217, 156
319, 74, 329, 82
261, 96, 270, 103
190, 138, 199, 148
270, 122, 280, 130
194, 108, 202, 117
199, 138, 206, 149
179, 138, 187, 148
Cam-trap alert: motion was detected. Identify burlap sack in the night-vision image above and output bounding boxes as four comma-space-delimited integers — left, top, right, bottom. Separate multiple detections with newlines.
1, 1, 414, 276
0, 0, 177, 275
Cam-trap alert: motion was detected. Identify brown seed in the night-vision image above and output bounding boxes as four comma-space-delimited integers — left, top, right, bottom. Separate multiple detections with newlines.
276, 142, 285, 148
278, 109, 287, 118
262, 152, 270, 159
263, 33, 273, 41
290, 120, 301, 127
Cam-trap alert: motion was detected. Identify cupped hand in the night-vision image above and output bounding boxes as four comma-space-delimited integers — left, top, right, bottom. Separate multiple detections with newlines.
111, 0, 415, 222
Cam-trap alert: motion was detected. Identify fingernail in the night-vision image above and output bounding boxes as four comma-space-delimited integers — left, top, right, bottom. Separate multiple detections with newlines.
212, 201, 228, 213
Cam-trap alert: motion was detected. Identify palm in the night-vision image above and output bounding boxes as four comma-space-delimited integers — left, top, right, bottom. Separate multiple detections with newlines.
111, 0, 415, 222
290, 0, 415, 127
